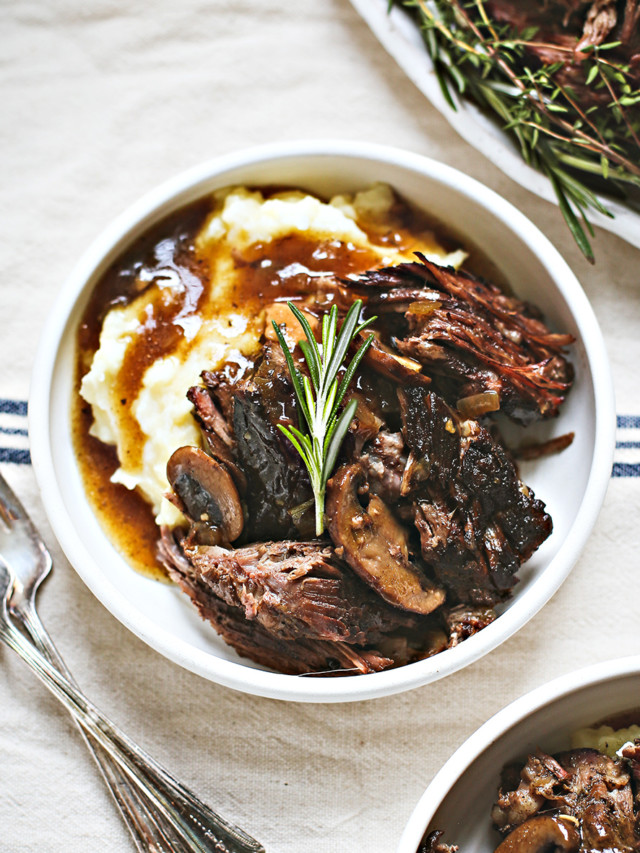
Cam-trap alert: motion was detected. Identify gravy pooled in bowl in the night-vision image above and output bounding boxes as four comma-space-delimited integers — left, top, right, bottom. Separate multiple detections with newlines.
75, 182, 574, 675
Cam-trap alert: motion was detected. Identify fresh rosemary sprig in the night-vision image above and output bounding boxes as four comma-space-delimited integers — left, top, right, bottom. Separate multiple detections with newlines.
272, 300, 376, 536
392, 0, 640, 261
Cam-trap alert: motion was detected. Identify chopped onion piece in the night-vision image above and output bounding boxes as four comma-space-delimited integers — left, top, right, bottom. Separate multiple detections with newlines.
515, 432, 575, 461
456, 391, 500, 418
408, 300, 441, 316
392, 352, 422, 372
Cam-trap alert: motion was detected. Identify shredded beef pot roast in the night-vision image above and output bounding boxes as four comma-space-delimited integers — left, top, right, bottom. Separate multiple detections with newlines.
159, 253, 573, 675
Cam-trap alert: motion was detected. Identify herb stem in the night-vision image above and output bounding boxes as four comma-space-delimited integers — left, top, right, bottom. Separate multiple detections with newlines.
272, 300, 376, 536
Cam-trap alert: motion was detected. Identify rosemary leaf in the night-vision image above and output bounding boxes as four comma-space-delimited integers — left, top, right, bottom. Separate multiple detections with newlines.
547, 167, 595, 263
323, 398, 358, 482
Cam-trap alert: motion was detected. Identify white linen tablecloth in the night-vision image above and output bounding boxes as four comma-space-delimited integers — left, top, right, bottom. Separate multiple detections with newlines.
1, 2, 639, 851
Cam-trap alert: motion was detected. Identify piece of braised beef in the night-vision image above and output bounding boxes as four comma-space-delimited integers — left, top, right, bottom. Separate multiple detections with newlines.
186, 348, 315, 539
232, 344, 314, 541
187, 382, 245, 489
445, 604, 496, 648
158, 528, 409, 674
492, 750, 571, 832
357, 255, 574, 425
622, 740, 640, 827
561, 748, 638, 852
181, 539, 418, 644
400, 384, 552, 605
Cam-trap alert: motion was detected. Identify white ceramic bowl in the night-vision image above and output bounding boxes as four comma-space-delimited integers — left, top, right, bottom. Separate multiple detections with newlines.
29, 140, 615, 703
398, 656, 640, 853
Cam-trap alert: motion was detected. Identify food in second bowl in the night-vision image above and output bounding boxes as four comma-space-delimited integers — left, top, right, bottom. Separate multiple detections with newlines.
420, 721, 640, 853
76, 182, 575, 676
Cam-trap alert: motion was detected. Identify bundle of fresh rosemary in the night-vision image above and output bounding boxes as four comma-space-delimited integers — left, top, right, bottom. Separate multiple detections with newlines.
392, 0, 640, 260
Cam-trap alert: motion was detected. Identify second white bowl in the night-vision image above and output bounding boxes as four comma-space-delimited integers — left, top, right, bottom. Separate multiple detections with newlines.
398, 656, 640, 852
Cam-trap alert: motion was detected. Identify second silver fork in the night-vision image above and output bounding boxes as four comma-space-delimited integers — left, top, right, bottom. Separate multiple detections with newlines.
0, 471, 264, 853
4, 484, 192, 852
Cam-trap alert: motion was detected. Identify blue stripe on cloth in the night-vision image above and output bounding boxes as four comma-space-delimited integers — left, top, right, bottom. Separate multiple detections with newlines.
0, 447, 31, 464
612, 462, 640, 478
617, 415, 640, 429
616, 441, 640, 449
0, 425, 28, 436
0, 399, 27, 415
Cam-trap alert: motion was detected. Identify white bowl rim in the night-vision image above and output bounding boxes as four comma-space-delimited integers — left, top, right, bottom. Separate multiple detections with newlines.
28, 139, 616, 703
397, 654, 640, 852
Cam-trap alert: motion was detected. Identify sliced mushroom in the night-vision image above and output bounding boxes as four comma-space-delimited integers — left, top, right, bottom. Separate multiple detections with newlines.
494, 815, 580, 853
326, 463, 445, 614
166, 446, 243, 542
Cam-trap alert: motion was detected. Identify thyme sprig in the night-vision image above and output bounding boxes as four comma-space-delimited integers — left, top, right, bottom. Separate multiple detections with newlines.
393, 0, 640, 261
272, 300, 376, 536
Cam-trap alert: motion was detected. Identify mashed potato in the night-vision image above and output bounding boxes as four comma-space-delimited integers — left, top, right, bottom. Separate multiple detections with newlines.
80, 184, 465, 526
571, 724, 640, 757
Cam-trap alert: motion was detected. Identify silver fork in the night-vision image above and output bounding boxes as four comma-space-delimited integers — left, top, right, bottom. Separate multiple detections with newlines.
1, 473, 190, 853
0, 471, 265, 853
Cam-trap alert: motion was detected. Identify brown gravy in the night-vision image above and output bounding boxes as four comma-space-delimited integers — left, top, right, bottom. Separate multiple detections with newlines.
73, 187, 505, 580
74, 202, 210, 580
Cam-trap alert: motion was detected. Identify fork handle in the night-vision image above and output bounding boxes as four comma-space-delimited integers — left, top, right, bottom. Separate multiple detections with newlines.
1, 617, 264, 853
17, 605, 194, 853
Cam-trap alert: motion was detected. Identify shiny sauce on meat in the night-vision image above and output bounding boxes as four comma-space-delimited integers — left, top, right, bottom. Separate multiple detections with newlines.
73, 189, 504, 579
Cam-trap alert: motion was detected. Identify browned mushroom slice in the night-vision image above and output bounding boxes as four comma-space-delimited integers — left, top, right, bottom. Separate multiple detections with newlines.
494, 815, 580, 853
166, 446, 244, 542
326, 463, 445, 615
